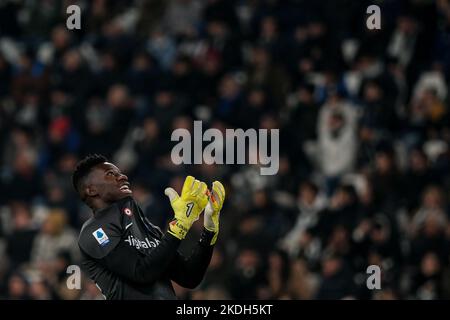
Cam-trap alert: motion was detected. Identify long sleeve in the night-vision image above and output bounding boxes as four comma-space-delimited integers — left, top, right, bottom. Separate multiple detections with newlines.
95, 232, 181, 285
168, 228, 215, 289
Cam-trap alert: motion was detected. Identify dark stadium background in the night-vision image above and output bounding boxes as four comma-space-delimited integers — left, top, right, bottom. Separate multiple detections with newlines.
1, 0, 450, 300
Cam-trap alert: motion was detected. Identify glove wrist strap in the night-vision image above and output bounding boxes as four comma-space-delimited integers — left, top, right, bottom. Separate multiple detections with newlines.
168, 219, 190, 240
200, 227, 217, 246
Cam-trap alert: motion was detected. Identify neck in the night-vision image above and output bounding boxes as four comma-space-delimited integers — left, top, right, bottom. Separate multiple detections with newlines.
90, 196, 131, 213
90, 198, 115, 213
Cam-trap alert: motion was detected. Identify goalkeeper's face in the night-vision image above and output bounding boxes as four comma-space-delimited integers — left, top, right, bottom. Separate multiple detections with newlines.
88, 162, 132, 203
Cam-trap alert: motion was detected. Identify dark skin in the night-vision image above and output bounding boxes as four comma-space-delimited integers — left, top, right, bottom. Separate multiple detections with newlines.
80, 162, 132, 211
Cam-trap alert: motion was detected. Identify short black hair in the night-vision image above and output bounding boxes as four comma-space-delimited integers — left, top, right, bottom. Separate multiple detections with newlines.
72, 154, 108, 193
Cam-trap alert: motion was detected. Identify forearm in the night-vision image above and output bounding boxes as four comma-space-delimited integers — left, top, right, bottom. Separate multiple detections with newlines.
101, 232, 181, 284
169, 228, 215, 289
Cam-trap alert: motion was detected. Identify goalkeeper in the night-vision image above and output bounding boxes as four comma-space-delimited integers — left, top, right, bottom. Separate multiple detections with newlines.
73, 154, 225, 300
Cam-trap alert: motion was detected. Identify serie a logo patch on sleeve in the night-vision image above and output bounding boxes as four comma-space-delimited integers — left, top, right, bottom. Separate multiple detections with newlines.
93, 228, 110, 246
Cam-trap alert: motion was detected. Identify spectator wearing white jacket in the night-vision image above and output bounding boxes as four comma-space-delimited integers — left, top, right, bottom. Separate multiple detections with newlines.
317, 93, 358, 194
280, 181, 327, 259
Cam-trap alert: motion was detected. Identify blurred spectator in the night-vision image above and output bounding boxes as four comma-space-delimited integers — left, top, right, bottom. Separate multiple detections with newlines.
408, 186, 450, 266
146, 29, 176, 71
369, 144, 403, 214
3, 149, 42, 203
228, 247, 265, 299
286, 83, 319, 143
132, 180, 168, 230
3, 273, 30, 300
261, 249, 290, 299
280, 181, 327, 258
162, 0, 203, 38
287, 258, 319, 299
315, 254, 355, 299
402, 148, 435, 212
411, 251, 445, 299
316, 91, 358, 195
5, 202, 38, 269
28, 275, 54, 300
30, 208, 79, 273
246, 46, 290, 110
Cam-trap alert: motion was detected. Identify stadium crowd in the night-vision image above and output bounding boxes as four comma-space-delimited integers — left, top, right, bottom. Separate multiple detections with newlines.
1, 0, 450, 300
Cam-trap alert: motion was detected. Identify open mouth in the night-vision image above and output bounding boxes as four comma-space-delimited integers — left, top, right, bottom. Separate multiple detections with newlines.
119, 183, 132, 193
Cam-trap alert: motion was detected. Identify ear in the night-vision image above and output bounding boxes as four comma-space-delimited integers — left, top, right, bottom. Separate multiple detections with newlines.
85, 185, 98, 198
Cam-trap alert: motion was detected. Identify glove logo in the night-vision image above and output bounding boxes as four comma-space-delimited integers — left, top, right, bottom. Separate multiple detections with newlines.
186, 202, 194, 217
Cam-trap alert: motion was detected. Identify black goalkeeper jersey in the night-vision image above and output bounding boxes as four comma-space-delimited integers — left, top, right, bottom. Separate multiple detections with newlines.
78, 196, 214, 300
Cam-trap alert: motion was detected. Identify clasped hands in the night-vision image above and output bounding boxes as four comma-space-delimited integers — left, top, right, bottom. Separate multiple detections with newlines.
165, 175, 225, 245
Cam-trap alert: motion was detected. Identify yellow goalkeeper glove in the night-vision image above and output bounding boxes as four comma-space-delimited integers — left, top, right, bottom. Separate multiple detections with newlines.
165, 176, 209, 240
204, 181, 226, 245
